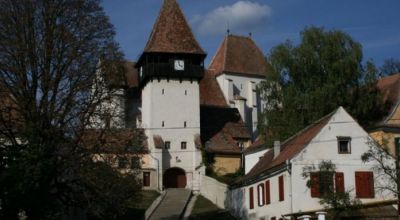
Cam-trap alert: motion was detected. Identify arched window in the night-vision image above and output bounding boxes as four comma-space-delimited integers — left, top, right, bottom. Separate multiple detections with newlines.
257, 183, 265, 206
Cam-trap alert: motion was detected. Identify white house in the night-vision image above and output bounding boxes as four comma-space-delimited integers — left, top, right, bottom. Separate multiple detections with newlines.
227, 107, 395, 219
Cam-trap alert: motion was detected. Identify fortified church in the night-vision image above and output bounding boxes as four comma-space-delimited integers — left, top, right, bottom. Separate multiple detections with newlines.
102, 0, 268, 191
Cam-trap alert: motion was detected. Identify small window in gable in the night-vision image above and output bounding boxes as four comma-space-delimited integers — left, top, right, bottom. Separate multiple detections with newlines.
337, 137, 351, 154
185, 90, 187, 95
162, 89, 164, 94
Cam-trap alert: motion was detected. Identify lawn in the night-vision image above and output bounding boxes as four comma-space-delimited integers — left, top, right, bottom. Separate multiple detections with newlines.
189, 195, 237, 220
117, 190, 160, 220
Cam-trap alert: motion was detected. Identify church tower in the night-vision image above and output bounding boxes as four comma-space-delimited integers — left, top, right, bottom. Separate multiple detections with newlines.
136, 0, 206, 191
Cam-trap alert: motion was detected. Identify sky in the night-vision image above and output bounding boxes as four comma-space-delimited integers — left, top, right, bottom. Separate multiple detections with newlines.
101, 0, 400, 67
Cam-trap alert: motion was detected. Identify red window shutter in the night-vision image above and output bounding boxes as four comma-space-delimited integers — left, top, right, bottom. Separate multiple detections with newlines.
335, 172, 345, 193
265, 180, 271, 205
310, 173, 320, 197
355, 171, 374, 198
278, 175, 284, 201
249, 187, 254, 209
367, 172, 375, 198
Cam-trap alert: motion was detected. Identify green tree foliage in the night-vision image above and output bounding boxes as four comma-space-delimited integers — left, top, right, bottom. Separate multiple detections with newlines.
0, 0, 144, 219
259, 27, 387, 144
380, 58, 400, 76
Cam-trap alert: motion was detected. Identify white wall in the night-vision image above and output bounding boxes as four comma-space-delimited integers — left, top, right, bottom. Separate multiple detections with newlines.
229, 107, 395, 219
200, 175, 229, 209
216, 73, 264, 138
142, 79, 203, 190
243, 171, 292, 220
244, 148, 270, 174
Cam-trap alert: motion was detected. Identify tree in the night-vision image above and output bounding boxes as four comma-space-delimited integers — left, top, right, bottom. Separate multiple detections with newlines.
380, 58, 400, 76
259, 27, 387, 144
302, 160, 361, 219
0, 0, 144, 219
361, 139, 399, 217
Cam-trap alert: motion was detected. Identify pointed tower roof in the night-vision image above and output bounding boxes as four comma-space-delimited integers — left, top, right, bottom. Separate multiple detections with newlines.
208, 35, 267, 77
143, 0, 205, 55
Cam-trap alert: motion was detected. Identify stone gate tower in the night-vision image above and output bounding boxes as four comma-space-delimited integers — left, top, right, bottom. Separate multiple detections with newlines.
135, 0, 206, 191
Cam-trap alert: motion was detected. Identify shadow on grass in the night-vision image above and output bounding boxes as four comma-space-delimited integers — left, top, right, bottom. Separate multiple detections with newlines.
189, 195, 236, 220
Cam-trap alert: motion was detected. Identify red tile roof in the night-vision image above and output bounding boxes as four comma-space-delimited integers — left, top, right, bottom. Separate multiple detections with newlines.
208, 35, 267, 77
143, 0, 205, 55
240, 110, 334, 183
105, 61, 139, 89
376, 73, 400, 126
124, 61, 139, 88
80, 129, 148, 153
201, 105, 251, 154
199, 70, 228, 107
377, 73, 400, 104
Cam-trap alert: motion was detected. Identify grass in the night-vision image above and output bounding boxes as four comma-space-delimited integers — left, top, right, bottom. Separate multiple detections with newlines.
117, 190, 160, 220
189, 195, 237, 220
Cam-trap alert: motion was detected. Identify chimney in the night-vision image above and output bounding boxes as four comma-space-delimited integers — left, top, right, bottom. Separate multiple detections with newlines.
273, 140, 280, 159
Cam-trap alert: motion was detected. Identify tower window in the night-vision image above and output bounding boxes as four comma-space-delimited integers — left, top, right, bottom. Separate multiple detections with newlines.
184, 121, 187, 128
181, 142, 187, 150
162, 89, 164, 94
162, 121, 165, 127
185, 90, 187, 95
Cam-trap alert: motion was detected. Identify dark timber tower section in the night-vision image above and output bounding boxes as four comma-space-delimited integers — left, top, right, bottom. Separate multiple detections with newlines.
135, 0, 206, 87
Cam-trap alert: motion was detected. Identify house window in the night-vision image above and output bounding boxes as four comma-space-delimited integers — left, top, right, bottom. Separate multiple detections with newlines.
310, 172, 345, 198
162, 89, 164, 94
185, 90, 187, 95
337, 137, 351, 154
162, 121, 165, 127
118, 158, 128, 169
265, 180, 270, 205
257, 184, 265, 206
184, 121, 187, 128
249, 187, 254, 209
278, 175, 284, 201
143, 172, 150, 187
181, 141, 187, 150
164, 141, 171, 149
355, 171, 374, 198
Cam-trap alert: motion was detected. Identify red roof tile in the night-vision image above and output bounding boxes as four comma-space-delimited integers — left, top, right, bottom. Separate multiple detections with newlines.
201, 105, 251, 154
241, 110, 334, 182
377, 73, 400, 104
208, 35, 267, 77
143, 0, 205, 55
199, 70, 228, 107
376, 73, 400, 126
80, 129, 148, 153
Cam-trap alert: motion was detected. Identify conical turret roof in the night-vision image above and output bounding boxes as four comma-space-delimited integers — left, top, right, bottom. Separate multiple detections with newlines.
143, 0, 205, 55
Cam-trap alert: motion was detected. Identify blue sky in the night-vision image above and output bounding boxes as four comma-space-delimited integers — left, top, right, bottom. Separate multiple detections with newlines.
102, 0, 400, 67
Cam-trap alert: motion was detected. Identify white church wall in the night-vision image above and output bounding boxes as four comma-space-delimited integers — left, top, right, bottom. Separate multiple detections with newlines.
216, 73, 264, 138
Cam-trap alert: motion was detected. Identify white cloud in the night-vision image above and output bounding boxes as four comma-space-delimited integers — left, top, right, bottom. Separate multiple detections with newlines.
192, 1, 272, 36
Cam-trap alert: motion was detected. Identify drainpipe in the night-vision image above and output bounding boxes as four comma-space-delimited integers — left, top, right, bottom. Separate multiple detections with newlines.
286, 160, 293, 218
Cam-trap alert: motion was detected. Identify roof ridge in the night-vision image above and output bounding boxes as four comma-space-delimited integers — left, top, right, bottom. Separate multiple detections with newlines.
279, 109, 336, 149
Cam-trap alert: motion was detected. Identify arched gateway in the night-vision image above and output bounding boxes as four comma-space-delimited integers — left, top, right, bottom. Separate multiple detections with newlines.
163, 167, 186, 188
